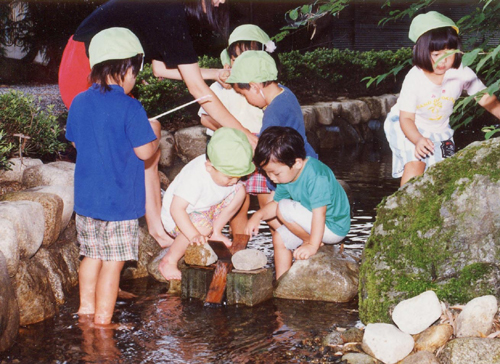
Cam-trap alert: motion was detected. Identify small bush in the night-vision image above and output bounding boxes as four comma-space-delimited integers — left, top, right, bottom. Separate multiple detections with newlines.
0, 130, 14, 171
0, 91, 67, 166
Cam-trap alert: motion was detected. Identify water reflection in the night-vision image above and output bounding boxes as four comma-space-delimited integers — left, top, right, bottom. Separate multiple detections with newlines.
1, 140, 399, 363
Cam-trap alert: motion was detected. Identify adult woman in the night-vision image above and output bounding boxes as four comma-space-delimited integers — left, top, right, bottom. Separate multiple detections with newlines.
59, 0, 257, 247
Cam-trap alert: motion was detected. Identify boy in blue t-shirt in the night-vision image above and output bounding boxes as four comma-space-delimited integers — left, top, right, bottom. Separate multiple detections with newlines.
245, 127, 350, 279
65, 28, 160, 325
225, 50, 318, 173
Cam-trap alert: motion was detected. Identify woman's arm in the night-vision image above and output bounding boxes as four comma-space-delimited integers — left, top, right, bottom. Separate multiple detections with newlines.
399, 110, 435, 159
178, 62, 258, 147
152, 60, 229, 86
478, 92, 500, 120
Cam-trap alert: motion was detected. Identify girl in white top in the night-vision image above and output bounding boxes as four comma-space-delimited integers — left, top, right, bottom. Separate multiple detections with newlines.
384, 11, 500, 186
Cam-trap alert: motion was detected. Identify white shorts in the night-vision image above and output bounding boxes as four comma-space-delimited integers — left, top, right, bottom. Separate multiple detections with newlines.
276, 199, 344, 250
384, 112, 455, 178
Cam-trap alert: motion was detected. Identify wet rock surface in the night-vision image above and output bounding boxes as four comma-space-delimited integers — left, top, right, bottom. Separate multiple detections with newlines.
0, 252, 19, 352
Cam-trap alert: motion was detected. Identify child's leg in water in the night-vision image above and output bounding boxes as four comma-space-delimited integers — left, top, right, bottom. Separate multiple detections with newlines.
78, 257, 102, 315
229, 193, 250, 235
401, 160, 426, 186
144, 150, 174, 248
212, 186, 246, 247
272, 231, 293, 280
94, 260, 125, 325
158, 224, 212, 280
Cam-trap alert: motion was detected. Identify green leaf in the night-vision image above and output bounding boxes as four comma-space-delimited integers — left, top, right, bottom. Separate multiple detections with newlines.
461, 49, 481, 67
289, 8, 299, 21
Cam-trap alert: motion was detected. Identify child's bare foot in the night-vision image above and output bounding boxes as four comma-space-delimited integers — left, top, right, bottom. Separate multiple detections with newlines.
159, 260, 182, 280
150, 230, 174, 248
210, 233, 232, 247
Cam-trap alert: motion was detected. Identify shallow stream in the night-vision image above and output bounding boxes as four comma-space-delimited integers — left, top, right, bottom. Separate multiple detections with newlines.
1, 126, 482, 363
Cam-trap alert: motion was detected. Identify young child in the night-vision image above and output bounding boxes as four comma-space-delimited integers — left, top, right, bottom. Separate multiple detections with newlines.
65, 28, 160, 325
198, 24, 276, 234
159, 127, 255, 280
384, 11, 500, 186
245, 126, 350, 279
226, 50, 318, 164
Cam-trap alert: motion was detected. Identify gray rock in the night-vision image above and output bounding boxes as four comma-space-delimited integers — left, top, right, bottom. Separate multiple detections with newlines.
359, 138, 500, 324
147, 248, 169, 283
358, 97, 382, 120
414, 324, 454, 353
392, 290, 442, 334
438, 337, 500, 364
0, 201, 44, 259
174, 125, 207, 163
311, 102, 335, 126
14, 258, 57, 325
0, 191, 63, 247
322, 330, 343, 347
122, 226, 162, 280
184, 243, 218, 266
231, 249, 267, 271
342, 353, 381, 364
301, 106, 318, 131
400, 351, 440, 364
0, 217, 19, 277
274, 245, 359, 302
0, 157, 43, 183
0, 251, 19, 352
362, 323, 414, 364
351, 100, 371, 123
28, 185, 74, 229
22, 161, 75, 189
340, 100, 362, 125
456, 295, 498, 338
158, 130, 176, 168
341, 327, 365, 343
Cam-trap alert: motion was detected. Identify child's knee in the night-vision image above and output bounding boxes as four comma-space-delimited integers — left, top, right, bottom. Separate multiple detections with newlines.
277, 199, 296, 223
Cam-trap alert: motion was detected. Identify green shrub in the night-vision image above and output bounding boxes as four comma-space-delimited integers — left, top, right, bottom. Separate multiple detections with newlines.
0, 91, 67, 165
0, 130, 14, 171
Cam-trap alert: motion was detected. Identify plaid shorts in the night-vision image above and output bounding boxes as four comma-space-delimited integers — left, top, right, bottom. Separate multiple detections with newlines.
168, 183, 243, 237
243, 170, 271, 195
75, 214, 139, 261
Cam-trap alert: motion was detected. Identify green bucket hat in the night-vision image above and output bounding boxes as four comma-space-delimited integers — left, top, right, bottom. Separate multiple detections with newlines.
220, 24, 276, 66
409, 11, 459, 43
207, 127, 255, 177
225, 51, 278, 84
89, 27, 144, 68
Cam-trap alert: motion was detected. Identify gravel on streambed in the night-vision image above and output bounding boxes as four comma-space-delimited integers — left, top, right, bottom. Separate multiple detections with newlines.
0, 84, 67, 115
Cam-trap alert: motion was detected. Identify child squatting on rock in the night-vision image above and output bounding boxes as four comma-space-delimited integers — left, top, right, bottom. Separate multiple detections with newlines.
65, 28, 161, 325
384, 11, 500, 187
245, 126, 351, 280
158, 127, 255, 281
198, 24, 278, 236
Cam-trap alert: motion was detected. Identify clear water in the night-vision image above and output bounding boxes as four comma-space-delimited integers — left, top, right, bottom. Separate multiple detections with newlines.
0, 136, 402, 364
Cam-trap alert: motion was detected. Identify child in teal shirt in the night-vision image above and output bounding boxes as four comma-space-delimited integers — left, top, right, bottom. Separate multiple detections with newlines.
245, 126, 350, 279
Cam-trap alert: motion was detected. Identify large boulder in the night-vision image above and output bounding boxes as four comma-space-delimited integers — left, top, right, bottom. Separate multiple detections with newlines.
437, 337, 500, 364
274, 245, 359, 302
174, 125, 207, 163
158, 130, 176, 168
0, 157, 43, 183
0, 251, 19, 352
359, 138, 500, 323
28, 185, 74, 229
121, 226, 162, 280
22, 161, 75, 189
0, 217, 19, 277
0, 191, 64, 247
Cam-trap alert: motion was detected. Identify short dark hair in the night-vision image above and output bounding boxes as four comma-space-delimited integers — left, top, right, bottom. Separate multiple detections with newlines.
254, 126, 306, 170
413, 27, 462, 72
89, 54, 143, 93
235, 81, 274, 90
227, 41, 262, 60
185, 0, 229, 39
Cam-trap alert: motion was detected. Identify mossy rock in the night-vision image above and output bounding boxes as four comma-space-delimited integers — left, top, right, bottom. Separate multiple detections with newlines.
359, 138, 500, 324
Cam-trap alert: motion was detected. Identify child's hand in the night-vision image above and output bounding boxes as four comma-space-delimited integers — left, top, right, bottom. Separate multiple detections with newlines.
217, 68, 232, 89
415, 137, 434, 159
293, 243, 319, 260
189, 233, 207, 246
245, 216, 261, 237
